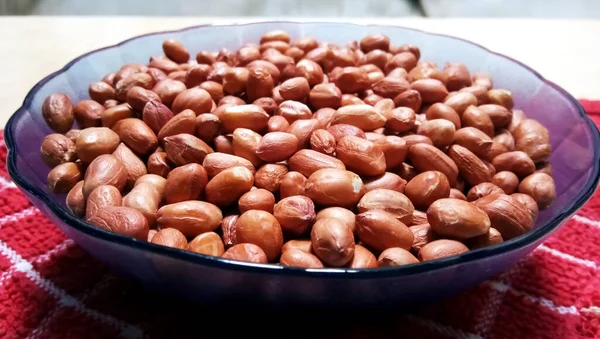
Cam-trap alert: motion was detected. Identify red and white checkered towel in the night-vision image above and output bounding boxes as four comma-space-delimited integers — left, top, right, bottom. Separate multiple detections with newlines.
0, 101, 599, 339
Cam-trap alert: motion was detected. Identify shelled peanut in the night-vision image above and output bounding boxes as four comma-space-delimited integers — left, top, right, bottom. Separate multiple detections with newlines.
40, 30, 557, 269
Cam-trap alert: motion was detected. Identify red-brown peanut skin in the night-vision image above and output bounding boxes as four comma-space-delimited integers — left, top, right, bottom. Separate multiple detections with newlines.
385, 107, 416, 133
289, 149, 346, 178
355, 210, 414, 252
287, 119, 323, 149
277, 100, 312, 124
122, 182, 162, 227
363, 172, 407, 193
461, 105, 494, 138
378, 248, 419, 267
404, 171, 450, 210
188, 232, 225, 257
313, 108, 337, 128
453, 127, 493, 158
205, 166, 254, 207
153, 79, 186, 107
238, 188, 276, 214
112, 143, 148, 189
82, 154, 127, 198
492, 171, 520, 194
327, 124, 366, 142
88, 206, 149, 241
409, 223, 437, 253
75, 127, 120, 164
151, 228, 188, 250
407, 143, 459, 187
417, 119, 456, 148
222, 243, 268, 264
134, 174, 167, 197
267, 115, 290, 132
411, 210, 428, 226
157, 109, 196, 142
513, 119, 552, 163
85, 185, 122, 220
418, 239, 469, 262
449, 188, 467, 201
66, 181, 86, 217
147, 229, 158, 242
357, 189, 414, 225
73, 100, 104, 128
518, 173, 557, 210
346, 245, 379, 269
42, 93, 74, 133
465, 227, 504, 250
279, 171, 307, 198
254, 163, 288, 192
316, 207, 356, 234
444, 92, 477, 116
163, 164, 208, 204
162, 39, 190, 63
467, 183, 505, 202
202, 153, 256, 178
279, 77, 310, 101
236, 210, 284, 262
305, 169, 365, 208
163, 133, 214, 166
331, 105, 386, 132
372, 136, 408, 170
478, 104, 513, 129
47, 162, 82, 193
425, 103, 461, 130
427, 198, 491, 240
282, 239, 313, 254
220, 105, 269, 133
232, 128, 263, 168
335, 136, 386, 176
410, 79, 448, 104
310, 218, 355, 267
157, 201, 223, 237
448, 144, 492, 187
280, 249, 324, 268
491, 151, 536, 179
112, 118, 158, 155
511, 193, 539, 220
172, 88, 213, 115
473, 193, 534, 240
310, 129, 336, 156
309, 83, 342, 110
255, 132, 298, 162
274, 195, 316, 235
40, 133, 76, 167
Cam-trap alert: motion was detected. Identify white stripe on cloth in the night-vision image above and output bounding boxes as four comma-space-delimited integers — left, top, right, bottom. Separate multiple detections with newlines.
0, 175, 16, 189
573, 214, 600, 230
486, 281, 580, 315
0, 206, 38, 226
537, 244, 598, 269
0, 240, 144, 339
28, 273, 119, 339
581, 306, 600, 316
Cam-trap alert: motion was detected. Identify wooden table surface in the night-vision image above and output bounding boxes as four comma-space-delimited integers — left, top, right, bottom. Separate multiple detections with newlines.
1, 16, 599, 127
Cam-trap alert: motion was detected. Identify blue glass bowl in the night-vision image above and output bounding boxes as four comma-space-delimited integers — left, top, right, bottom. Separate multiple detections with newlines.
5, 22, 600, 307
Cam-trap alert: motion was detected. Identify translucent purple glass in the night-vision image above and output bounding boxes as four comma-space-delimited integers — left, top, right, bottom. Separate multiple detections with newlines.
5, 22, 600, 307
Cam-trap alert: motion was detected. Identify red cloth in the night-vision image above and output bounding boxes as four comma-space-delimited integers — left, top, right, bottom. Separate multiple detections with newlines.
0, 102, 599, 339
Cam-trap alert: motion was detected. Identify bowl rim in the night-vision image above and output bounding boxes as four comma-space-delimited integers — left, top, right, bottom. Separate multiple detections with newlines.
5, 20, 600, 278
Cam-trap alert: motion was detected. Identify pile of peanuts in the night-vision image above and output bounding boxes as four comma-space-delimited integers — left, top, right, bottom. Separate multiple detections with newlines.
39, 30, 557, 269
